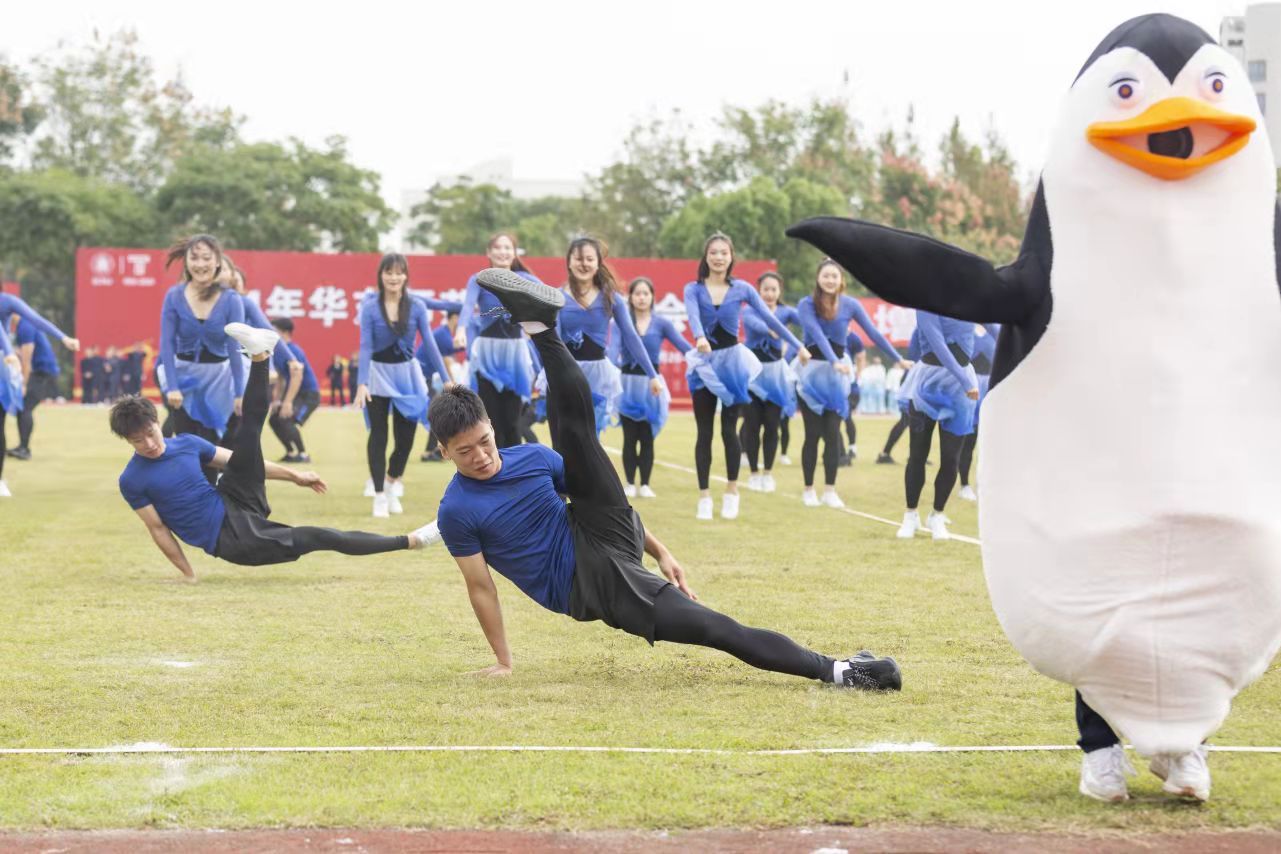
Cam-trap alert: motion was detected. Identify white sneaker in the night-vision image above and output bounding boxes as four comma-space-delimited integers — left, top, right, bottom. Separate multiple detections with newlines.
410, 519, 441, 548
696, 496, 713, 520
1079, 745, 1136, 803
0, 480, 10, 497
638, 485, 657, 498
779, 454, 792, 466
761, 474, 777, 493
957, 485, 978, 501
389, 479, 404, 498
801, 488, 821, 507
739, 452, 750, 469
896, 510, 920, 538
721, 492, 740, 520
821, 489, 845, 509
926, 510, 950, 540
363, 478, 375, 497
387, 492, 404, 515
624, 483, 637, 498
747, 473, 764, 492
223, 322, 280, 357
372, 493, 390, 518
1149, 746, 1211, 802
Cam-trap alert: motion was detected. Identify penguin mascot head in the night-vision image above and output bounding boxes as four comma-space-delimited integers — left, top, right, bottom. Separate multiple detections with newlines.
789, 13, 1281, 758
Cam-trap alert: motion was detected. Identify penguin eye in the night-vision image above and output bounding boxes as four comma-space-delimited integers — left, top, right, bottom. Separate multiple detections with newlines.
1109, 75, 1143, 107
1201, 69, 1227, 101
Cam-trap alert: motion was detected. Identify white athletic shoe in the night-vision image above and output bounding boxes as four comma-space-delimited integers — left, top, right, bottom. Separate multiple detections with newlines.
926, 510, 951, 540
363, 478, 375, 497
638, 485, 657, 499
957, 485, 978, 501
896, 510, 920, 538
721, 492, 740, 520
410, 520, 441, 549
801, 488, 821, 507
778, 454, 792, 466
696, 496, 713, 520
623, 483, 637, 498
0, 480, 10, 497
389, 479, 404, 498
1079, 745, 1136, 803
1150, 746, 1211, 802
747, 473, 764, 492
821, 489, 845, 509
387, 492, 404, 515
761, 474, 777, 493
223, 322, 280, 357
739, 452, 750, 469
372, 493, 390, 518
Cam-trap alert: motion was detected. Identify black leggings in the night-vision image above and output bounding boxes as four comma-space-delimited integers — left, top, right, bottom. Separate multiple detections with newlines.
780, 416, 791, 456
692, 386, 742, 490
883, 411, 909, 455
800, 400, 843, 488
290, 526, 408, 557
621, 417, 654, 485
477, 375, 523, 449
740, 393, 781, 473
172, 407, 220, 484
905, 405, 965, 512
366, 395, 416, 493
653, 586, 832, 680
959, 425, 978, 486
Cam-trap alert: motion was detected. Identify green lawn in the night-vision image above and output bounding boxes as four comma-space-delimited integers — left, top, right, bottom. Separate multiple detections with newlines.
1, 406, 1278, 831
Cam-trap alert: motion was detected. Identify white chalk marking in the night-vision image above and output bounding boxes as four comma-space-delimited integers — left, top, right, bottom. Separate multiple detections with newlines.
157, 660, 198, 669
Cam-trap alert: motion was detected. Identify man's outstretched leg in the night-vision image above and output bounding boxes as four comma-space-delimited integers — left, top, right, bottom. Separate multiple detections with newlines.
220, 324, 280, 517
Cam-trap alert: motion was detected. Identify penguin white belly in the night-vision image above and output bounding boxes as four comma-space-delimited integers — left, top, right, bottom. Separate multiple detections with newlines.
979, 189, 1281, 756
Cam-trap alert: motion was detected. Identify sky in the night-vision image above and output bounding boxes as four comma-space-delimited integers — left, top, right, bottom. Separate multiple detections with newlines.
2, 0, 1253, 227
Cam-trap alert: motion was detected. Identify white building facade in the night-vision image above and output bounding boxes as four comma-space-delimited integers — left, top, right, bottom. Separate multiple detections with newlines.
1221, 4, 1281, 164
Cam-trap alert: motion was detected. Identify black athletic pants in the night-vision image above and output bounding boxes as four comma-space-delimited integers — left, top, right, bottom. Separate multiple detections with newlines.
518, 401, 540, 444
958, 426, 978, 486
904, 404, 965, 512
366, 395, 416, 493
1076, 692, 1119, 753
16, 371, 57, 450
800, 400, 843, 488
883, 411, 909, 456
843, 389, 861, 450
740, 393, 781, 473
269, 412, 306, 455
532, 329, 834, 682
620, 417, 654, 485
477, 375, 523, 449
692, 386, 742, 490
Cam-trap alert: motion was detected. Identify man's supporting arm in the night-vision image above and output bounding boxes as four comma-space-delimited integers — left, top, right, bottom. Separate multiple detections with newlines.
454, 552, 513, 675
135, 504, 197, 581
643, 528, 697, 601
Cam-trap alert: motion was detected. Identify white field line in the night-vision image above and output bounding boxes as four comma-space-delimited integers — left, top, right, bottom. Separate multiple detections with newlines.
602, 447, 982, 546
2, 744, 1278, 756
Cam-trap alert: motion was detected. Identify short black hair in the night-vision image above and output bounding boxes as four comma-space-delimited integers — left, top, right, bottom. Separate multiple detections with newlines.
109, 395, 159, 438
427, 385, 489, 447
271, 317, 294, 333
447, 310, 460, 319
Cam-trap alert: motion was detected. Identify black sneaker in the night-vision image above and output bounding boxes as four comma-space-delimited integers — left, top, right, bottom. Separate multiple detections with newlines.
476, 268, 564, 327
6, 447, 31, 461
278, 454, 298, 463
294, 453, 311, 463
421, 450, 443, 463
839, 655, 902, 691
839, 450, 854, 467
875, 452, 895, 465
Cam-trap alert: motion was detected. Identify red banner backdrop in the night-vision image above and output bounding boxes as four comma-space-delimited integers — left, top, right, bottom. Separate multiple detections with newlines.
75, 248, 916, 405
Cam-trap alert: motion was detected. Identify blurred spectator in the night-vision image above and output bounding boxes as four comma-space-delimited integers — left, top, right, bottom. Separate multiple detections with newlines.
858, 358, 888, 414
327, 354, 347, 406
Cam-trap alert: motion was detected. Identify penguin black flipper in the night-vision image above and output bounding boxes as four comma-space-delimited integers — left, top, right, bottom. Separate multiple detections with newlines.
787, 183, 1053, 325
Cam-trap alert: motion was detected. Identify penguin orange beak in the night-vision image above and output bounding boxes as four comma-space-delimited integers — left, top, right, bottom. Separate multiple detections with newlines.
1087, 97, 1256, 180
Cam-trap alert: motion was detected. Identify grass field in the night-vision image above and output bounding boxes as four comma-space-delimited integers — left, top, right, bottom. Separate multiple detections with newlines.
1, 405, 1278, 833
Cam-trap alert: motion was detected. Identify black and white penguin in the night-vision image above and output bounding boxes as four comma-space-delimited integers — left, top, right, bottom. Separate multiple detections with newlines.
788, 14, 1281, 757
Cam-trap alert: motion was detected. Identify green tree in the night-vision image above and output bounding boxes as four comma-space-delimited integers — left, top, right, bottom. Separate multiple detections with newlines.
0, 58, 43, 164
407, 180, 522, 253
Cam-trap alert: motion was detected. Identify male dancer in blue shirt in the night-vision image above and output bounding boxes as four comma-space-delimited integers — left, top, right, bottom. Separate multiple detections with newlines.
427, 269, 900, 688
113, 322, 433, 582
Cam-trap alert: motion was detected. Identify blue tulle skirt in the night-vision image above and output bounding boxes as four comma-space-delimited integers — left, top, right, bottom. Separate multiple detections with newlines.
795, 356, 855, 418
368, 360, 430, 426
897, 365, 923, 414
575, 358, 623, 433
469, 336, 533, 401
748, 359, 798, 417
159, 359, 235, 436
618, 372, 672, 435
911, 362, 977, 436
0, 361, 23, 415
686, 345, 762, 407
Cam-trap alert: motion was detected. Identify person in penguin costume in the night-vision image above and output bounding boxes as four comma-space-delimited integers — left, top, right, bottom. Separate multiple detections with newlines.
788, 13, 1281, 804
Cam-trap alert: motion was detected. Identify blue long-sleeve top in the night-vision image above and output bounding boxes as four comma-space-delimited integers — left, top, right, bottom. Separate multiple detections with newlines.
0, 325, 13, 357
358, 294, 447, 386
797, 295, 902, 364
683, 279, 803, 351
0, 294, 68, 341
458, 270, 540, 338
159, 284, 246, 396
558, 290, 657, 378
915, 310, 977, 389
971, 323, 1001, 374
612, 312, 691, 372
905, 329, 922, 361
743, 303, 801, 361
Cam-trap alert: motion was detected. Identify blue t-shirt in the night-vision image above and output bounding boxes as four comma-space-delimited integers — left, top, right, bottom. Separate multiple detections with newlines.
433, 325, 459, 359
272, 341, 319, 393
437, 443, 577, 614
118, 435, 226, 555
15, 318, 59, 375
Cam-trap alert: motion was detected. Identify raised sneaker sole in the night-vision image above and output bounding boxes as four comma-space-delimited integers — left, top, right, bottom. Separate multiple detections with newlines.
476, 268, 565, 324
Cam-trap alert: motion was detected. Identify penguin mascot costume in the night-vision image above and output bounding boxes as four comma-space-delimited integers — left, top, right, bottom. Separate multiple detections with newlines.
789, 13, 1281, 795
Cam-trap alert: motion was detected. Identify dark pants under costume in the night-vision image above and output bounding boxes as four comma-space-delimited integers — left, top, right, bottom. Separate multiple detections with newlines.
1076, 691, 1120, 753
213, 359, 408, 565
531, 329, 833, 681
740, 393, 781, 474
905, 404, 965, 512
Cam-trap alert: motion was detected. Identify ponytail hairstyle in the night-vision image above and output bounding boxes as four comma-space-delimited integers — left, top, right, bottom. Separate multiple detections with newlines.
165, 234, 226, 300
376, 253, 412, 337
565, 234, 620, 318
813, 258, 845, 322
627, 276, 656, 329
696, 231, 735, 285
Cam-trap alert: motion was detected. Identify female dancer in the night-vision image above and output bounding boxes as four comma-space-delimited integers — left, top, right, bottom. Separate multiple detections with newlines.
684, 233, 809, 521
895, 309, 979, 540
157, 235, 246, 457
957, 323, 1000, 501
795, 259, 907, 509
0, 330, 21, 496
740, 272, 799, 493
876, 328, 922, 465
617, 276, 690, 497
558, 236, 657, 436
840, 330, 867, 464
354, 253, 449, 518
457, 233, 540, 448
